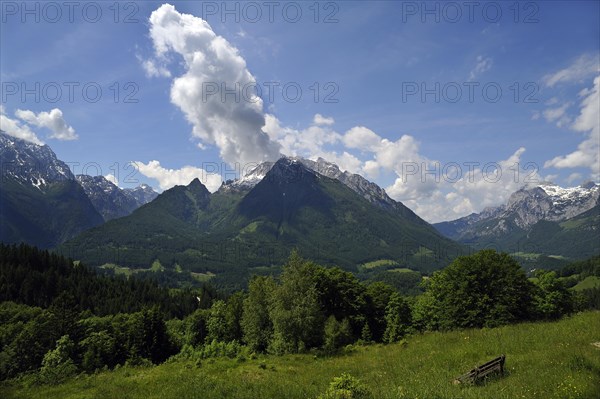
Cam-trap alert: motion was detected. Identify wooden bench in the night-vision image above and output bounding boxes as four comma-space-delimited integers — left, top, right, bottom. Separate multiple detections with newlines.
453, 355, 506, 384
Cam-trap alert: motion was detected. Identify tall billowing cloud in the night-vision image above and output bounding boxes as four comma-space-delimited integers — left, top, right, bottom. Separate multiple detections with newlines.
146, 4, 280, 165
136, 4, 549, 223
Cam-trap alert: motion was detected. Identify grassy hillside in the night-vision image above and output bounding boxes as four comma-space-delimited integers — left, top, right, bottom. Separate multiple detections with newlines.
4, 311, 599, 399
573, 276, 600, 291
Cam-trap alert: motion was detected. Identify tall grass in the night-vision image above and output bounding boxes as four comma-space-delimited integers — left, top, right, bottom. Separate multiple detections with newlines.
3, 311, 599, 399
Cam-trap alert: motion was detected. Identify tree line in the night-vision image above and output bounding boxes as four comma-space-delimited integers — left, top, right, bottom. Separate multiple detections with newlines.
0, 244, 595, 383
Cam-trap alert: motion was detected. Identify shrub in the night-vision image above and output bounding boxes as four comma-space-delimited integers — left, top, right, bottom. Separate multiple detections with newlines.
323, 316, 353, 354
200, 340, 241, 359
424, 250, 534, 329
318, 373, 372, 399
38, 335, 77, 385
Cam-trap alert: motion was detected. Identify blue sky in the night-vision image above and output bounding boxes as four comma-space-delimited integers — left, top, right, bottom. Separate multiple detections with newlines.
1, 1, 599, 222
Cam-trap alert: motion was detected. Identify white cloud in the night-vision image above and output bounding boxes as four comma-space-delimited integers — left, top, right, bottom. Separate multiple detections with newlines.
133, 160, 222, 192
141, 58, 171, 78
469, 55, 493, 80
386, 147, 541, 223
0, 107, 43, 145
15, 108, 77, 140
343, 126, 381, 152
544, 75, 600, 177
362, 160, 380, 179
136, 4, 555, 224
146, 4, 280, 166
264, 113, 342, 159
104, 173, 119, 187
542, 102, 572, 127
566, 172, 582, 185
313, 113, 335, 126
542, 53, 599, 87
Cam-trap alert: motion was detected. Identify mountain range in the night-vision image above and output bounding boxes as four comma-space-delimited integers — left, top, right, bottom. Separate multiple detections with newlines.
60, 157, 465, 288
0, 132, 157, 247
434, 182, 600, 267
2, 130, 599, 285
76, 175, 158, 221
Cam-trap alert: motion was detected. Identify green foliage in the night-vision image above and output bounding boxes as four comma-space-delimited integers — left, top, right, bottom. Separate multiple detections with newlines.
558, 255, 600, 278
80, 331, 117, 373
365, 270, 423, 296
206, 300, 229, 343
0, 243, 199, 318
60, 161, 464, 289
39, 335, 77, 384
317, 373, 372, 399
200, 340, 242, 359
383, 293, 412, 343
363, 282, 395, 341
2, 312, 600, 399
225, 292, 245, 342
241, 276, 276, 352
269, 251, 324, 353
0, 174, 103, 249
315, 267, 367, 339
1, 244, 593, 389
425, 250, 535, 329
0, 306, 64, 379
182, 309, 210, 347
359, 323, 372, 343
323, 317, 353, 354
123, 307, 174, 364
532, 270, 573, 319
410, 290, 439, 332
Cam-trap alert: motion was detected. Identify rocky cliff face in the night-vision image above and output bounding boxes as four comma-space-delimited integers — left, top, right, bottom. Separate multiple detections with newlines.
0, 131, 73, 189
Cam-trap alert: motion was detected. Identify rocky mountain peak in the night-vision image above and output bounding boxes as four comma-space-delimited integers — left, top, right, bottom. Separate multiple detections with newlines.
222, 155, 401, 212
123, 184, 158, 205
76, 174, 140, 221
0, 132, 74, 190
434, 181, 600, 239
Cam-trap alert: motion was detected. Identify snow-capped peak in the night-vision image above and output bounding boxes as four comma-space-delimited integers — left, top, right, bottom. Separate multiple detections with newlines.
0, 131, 74, 190
538, 182, 599, 205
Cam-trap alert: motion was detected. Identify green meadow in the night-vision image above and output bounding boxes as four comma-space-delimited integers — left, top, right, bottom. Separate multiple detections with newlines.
4, 311, 599, 399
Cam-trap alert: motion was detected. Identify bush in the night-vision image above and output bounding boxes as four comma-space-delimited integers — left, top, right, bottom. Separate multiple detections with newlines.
323, 316, 353, 354
200, 340, 241, 359
424, 250, 534, 329
38, 335, 77, 385
80, 331, 117, 373
317, 373, 372, 399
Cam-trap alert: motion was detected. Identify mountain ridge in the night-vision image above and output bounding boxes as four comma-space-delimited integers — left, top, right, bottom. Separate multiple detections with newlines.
434, 182, 600, 264
62, 157, 465, 287
0, 132, 103, 248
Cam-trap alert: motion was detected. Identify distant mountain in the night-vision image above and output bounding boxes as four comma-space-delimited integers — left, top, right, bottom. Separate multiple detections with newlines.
434, 182, 600, 264
76, 175, 158, 221
62, 157, 464, 287
124, 184, 159, 205
0, 132, 103, 248
76, 175, 139, 221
